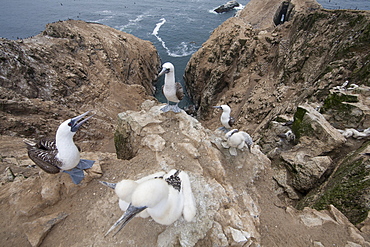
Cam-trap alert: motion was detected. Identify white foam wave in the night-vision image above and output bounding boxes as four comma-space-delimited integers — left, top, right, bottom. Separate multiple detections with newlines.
152, 18, 198, 57
152, 18, 166, 36
88, 10, 115, 23
235, 4, 245, 10
118, 14, 146, 32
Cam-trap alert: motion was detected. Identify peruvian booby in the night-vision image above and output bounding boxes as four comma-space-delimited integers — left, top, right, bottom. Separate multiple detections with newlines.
24, 111, 95, 184
222, 129, 253, 156
213, 104, 235, 132
100, 169, 196, 237
157, 62, 184, 113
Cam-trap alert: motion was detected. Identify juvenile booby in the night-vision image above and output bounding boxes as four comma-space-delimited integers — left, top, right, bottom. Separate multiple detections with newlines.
100, 169, 196, 236
157, 62, 184, 113
213, 105, 235, 132
222, 129, 253, 156
24, 111, 95, 184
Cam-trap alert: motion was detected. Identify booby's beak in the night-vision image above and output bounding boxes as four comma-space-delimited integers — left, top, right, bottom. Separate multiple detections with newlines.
213, 106, 222, 109
157, 67, 170, 77
105, 204, 147, 237
69, 111, 95, 132
99, 181, 116, 189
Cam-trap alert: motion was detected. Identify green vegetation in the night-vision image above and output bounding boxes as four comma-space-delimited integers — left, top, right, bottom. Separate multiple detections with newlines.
298, 142, 370, 224
321, 92, 358, 113
291, 107, 313, 140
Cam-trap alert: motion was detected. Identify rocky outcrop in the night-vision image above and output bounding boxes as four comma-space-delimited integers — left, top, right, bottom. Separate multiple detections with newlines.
0, 20, 160, 151
110, 101, 368, 246
279, 104, 346, 192
214, 1, 240, 13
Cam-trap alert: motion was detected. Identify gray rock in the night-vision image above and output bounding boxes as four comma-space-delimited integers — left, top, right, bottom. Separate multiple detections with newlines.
214, 1, 240, 13
23, 212, 68, 247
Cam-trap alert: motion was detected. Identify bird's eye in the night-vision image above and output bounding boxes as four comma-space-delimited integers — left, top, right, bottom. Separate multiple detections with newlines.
68, 121, 72, 126
165, 68, 170, 73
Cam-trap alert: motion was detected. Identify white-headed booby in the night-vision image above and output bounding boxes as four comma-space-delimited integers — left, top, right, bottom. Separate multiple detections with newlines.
100, 169, 196, 237
222, 129, 253, 156
157, 62, 184, 113
24, 111, 95, 184
213, 104, 235, 132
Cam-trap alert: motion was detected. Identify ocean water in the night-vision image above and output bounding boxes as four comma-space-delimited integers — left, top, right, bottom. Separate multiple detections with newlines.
0, 0, 369, 106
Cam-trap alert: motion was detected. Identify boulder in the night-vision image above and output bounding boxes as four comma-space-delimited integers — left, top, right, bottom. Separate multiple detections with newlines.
277, 104, 346, 192
23, 212, 68, 247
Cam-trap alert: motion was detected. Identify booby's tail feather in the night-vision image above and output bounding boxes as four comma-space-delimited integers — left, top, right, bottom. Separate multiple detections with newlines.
217, 126, 229, 133
23, 139, 37, 147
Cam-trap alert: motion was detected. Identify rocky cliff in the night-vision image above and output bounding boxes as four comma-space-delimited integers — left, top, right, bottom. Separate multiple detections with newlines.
0, 0, 370, 246
1, 20, 160, 152
185, 0, 370, 229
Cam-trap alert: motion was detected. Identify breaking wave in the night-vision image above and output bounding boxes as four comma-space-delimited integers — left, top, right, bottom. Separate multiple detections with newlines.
152, 18, 199, 58
117, 13, 146, 32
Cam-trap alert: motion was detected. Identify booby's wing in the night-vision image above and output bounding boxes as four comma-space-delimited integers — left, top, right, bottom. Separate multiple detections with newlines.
38, 138, 58, 150
240, 132, 253, 151
25, 138, 62, 174
175, 82, 184, 101
27, 148, 62, 174
24, 138, 57, 151
177, 171, 196, 222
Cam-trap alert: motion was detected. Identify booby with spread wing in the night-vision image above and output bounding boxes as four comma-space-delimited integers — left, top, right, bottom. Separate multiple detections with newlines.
24, 111, 95, 184
213, 104, 235, 132
222, 129, 253, 156
157, 62, 184, 113
100, 169, 196, 237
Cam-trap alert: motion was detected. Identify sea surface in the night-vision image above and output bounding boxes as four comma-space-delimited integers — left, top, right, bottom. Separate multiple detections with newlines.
0, 0, 369, 106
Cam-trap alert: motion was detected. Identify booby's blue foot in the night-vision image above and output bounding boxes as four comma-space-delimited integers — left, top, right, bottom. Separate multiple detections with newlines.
217, 126, 229, 133
229, 147, 238, 156
160, 104, 172, 113
77, 159, 95, 170
170, 105, 182, 113
63, 159, 94, 184
63, 168, 85, 184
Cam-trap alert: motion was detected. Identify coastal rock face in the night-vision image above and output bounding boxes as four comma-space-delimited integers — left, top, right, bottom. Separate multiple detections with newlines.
185, 0, 369, 132
184, 0, 370, 229
0, 20, 160, 151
